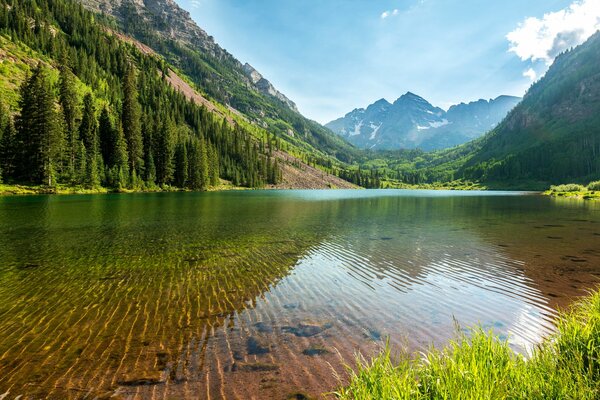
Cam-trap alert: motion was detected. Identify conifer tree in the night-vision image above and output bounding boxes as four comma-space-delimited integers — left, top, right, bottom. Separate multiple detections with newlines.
208, 143, 219, 186
0, 118, 17, 182
121, 66, 143, 177
98, 106, 114, 167
79, 93, 99, 187
15, 65, 63, 186
58, 64, 79, 179
174, 141, 188, 188
155, 118, 174, 186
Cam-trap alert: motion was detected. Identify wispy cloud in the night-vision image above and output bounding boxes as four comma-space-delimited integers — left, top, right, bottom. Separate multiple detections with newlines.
507, 0, 600, 64
381, 9, 399, 19
189, 0, 201, 9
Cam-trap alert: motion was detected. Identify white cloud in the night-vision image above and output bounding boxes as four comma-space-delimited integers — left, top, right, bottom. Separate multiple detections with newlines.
381, 9, 399, 19
507, 0, 600, 64
523, 68, 537, 81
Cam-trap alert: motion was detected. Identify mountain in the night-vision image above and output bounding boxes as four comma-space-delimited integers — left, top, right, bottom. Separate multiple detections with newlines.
78, 0, 357, 164
326, 93, 520, 151
0, 0, 364, 191
242, 63, 298, 112
460, 31, 600, 186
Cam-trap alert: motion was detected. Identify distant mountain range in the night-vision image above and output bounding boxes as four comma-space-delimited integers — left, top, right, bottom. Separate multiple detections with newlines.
325, 94, 521, 151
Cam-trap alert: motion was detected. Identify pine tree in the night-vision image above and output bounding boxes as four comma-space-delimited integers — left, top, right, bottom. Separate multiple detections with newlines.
79, 93, 99, 187
15, 64, 63, 186
155, 118, 174, 186
109, 121, 130, 189
98, 106, 114, 167
208, 142, 219, 186
1, 118, 17, 182
121, 66, 143, 177
58, 64, 79, 179
174, 141, 188, 188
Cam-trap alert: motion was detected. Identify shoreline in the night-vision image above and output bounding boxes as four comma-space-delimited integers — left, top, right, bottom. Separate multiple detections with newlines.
0, 182, 547, 197
544, 190, 600, 200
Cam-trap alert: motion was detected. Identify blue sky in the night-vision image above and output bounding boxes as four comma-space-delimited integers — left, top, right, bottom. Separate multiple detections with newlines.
177, 0, 599, 123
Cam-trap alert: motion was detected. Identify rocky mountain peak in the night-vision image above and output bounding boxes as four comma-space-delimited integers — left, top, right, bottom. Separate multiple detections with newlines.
79, 0, 299, 113
326, 94, 521, 151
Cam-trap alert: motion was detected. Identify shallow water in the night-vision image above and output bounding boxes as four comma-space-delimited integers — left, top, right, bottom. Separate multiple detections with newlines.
0, 190, 599, 399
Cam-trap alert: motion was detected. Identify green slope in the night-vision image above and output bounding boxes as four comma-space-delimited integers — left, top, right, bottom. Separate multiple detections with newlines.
81, 0, 361, 166
460, 31, 600, 187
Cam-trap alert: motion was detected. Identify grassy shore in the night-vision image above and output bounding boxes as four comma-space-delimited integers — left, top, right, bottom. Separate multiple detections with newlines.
381, 179, 486, 191
0, 179, 249, 196
336, 288, 600, 399
544, 182, 600, 200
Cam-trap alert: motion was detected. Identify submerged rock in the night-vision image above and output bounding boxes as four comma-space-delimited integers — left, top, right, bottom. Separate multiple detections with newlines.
288, 393, 313, 400
117, 371, 164, 387
247, 336, 270, 355
254, 321, 274, 333
231, 362, 279, 372
365, 328, 382, 341
302, 346, 331, 356
282, 322, 333, 337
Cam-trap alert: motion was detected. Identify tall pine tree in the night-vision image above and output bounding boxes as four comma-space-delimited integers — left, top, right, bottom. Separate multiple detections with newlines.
15, 64, 63, 186
155, 118, 174, 186
79, 93, 99, 187
58, 63, 79, 180
121, 66, 143, 178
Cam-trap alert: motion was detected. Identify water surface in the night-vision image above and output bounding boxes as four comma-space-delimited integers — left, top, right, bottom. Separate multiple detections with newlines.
0, 190, 599, 399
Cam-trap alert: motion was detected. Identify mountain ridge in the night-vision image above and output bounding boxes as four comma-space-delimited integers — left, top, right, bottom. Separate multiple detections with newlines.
326, 93, 521, 151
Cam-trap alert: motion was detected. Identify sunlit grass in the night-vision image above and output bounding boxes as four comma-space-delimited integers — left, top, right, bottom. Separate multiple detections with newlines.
545, 181, 600, 200
336, 289, 600, 399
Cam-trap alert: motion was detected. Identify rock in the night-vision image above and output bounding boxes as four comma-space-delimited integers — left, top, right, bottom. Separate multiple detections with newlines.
283, 322, 333, 338
117, 371, 164, 386
247, 337, 270, 355
232, 362, 279, 372
253, 322, 274, 333
302, 346, 331, 356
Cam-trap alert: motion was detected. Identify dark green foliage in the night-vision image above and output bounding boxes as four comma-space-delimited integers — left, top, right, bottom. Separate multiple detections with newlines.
457, 32, 600, 186
121, 67, 143, 176
0, 0, 283, 190
58, 64, 79, 179
15, 65, 63, 186
154, 118, 174, 186
79, 93, 100, 187
174, 141, 188, 187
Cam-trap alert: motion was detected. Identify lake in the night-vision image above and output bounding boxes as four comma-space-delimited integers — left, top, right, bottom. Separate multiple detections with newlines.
0, 190, 599, 399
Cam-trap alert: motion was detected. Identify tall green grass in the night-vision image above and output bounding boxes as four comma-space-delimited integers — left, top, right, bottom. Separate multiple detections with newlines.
336, 289, 600, 399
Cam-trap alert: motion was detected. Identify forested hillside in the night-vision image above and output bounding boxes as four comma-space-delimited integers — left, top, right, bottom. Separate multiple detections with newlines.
459, 31, 600, 186
80, 0, 361, 166
360, 32, 600, 189
0, 0, 369, 191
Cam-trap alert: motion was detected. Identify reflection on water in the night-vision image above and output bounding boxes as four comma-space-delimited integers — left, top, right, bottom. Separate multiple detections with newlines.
0, 190, 599, 399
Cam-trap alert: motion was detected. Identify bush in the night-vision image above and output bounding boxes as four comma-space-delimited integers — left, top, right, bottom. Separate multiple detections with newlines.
587, 181, 600, 191
550, 183, 585, 192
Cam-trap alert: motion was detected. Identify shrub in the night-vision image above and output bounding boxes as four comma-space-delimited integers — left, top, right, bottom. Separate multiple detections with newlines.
550, 183, 585, 192
587, 181, 600, 191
